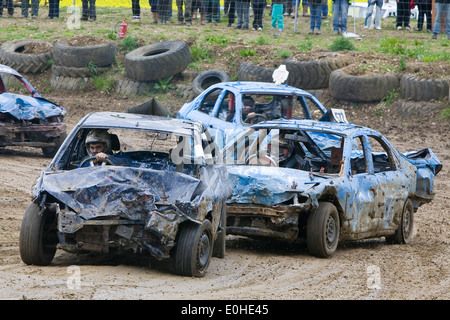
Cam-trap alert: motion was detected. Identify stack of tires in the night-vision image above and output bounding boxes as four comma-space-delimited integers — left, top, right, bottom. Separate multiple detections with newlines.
0, 39, 53, 74
51, 41, 117, 91
116, 40, 192, 96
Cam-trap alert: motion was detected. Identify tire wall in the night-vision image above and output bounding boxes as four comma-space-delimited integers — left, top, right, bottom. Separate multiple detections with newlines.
400, 74, 449, 102
0, 39, 53, 74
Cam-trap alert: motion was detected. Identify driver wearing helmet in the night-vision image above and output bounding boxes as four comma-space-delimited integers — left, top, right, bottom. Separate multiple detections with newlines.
82, 129, 131, 167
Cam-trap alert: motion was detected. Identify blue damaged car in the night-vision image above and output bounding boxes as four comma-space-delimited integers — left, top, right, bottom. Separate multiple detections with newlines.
0, 64, 66, 157
177, 81, 328, 150
19, 112, 231, 277
223, 120, 442, 258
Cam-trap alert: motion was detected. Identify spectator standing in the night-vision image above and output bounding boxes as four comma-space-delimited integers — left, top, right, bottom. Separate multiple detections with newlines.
364, 0, 383, 29
272, 0, 284, 31
284, 0, 293, 15
0, 0, 14, 18
302, 0, 309, 16
81, 0, 96, 21
177, 0, 193, 24
226, 0, 236, 26
158, 0, 171, 23
150, 0, 159, 23
322, 0, 328, 18
132, 0, 141, 22
235, 0, 250, 29
48, 0, 60, 19
21, 0, 39, 19
396, 0, 411, 29
332, 0, 350, 34
308, 0, 322, 34
414, 0, 432, 32
191, 0, 206, 24
252, 0, 266, 30
205, 0, 220, 24
431, 0, 450, 39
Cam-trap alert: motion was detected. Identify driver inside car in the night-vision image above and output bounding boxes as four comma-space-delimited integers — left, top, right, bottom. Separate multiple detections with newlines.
81, 129, 131, 167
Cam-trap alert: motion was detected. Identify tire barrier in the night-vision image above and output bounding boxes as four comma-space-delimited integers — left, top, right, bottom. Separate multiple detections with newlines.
0, 39, 53, 74
192, 69, 230, 95
400, 74, 449, 102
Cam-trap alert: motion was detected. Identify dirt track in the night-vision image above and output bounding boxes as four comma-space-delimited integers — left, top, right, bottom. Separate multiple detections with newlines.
0, 91, 449, 300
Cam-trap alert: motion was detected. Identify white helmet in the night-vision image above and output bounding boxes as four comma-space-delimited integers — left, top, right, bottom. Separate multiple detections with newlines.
85, 129, 111, 156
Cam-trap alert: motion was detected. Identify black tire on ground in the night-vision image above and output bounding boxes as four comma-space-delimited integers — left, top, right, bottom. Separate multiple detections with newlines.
53, 41, 117, 68
328, 69, 400, 102
114, 79, 154, 96
125, 41, 191, 82
51, 64, 109, 78
174, 220, 213, 277
307, 202, 340, 258
212, 202, 226, 259
400, 74, 449, 101
50, 74, 90, 91
284, 57, 349, 90
42, 131, 67, 158
386, 198, 414, 244
192, 69, 230, 96
19, 202, 58, 266
237, 62, 274, 83
0, 39, 53, 74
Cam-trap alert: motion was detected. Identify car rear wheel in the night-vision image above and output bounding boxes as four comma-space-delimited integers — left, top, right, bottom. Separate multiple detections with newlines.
307, 202, 340, 258
386, 198, 414, 244
19, 202, 58, 266
174, 220, 213, 277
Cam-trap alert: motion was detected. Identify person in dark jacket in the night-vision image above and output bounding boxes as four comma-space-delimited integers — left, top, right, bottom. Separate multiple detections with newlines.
81, 0, 96, 21
396, 0, 411, 29
431, 0, 450, 39
251, 0, 266, 30
0, 0, 14, 18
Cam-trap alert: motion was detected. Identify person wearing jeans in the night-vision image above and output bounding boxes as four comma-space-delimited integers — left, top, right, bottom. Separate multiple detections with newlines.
21, 0, 39, 18
364, 0, 383, 29
332, 0, 350, 34
0, 0, 14, 18
235, 0, 250, 29
431, 0, 450, 39
308, 0, 322, 34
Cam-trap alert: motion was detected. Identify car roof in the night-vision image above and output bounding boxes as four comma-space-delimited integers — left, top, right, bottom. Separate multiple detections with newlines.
209, 81, 315, 96
79, 112, 204, 136
250, 119, 374, 137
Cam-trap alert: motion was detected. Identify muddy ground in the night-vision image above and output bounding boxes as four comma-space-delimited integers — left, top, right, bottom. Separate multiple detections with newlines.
0, 77, 448, 301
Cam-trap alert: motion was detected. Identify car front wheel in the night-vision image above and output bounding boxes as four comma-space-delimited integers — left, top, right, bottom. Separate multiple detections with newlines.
174, 220, 213, 277
19, 202, 58, 266
307, 202, 340, 258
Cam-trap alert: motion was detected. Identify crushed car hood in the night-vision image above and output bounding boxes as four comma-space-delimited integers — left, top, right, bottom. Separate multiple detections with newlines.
0, 93, 65, 120
39, 166, 203, 220
227, 165, 327, 206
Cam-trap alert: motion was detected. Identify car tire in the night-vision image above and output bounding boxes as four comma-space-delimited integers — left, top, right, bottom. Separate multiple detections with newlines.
284, 57, 348, 89
174, 220, 213, 277
237, 62, 274, 83
19, 202, 58, 266
42, 131, 67, 158
307, 202, 340, 258
124, 41, 191, 82
400, 74, 449, 101
386, 198, 414, 244
50, 74, 90, 91
0, 39, 53, 74
114, 78, 154, 96
192, 70, 230, 96
53, 41, 117, 68
328, 68, 400, 102
212, 202, 226, 259
51, 64, 109, 78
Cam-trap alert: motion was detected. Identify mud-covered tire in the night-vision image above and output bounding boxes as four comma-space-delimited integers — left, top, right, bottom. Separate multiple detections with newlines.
174, 220, 213, 277
0, 39, 53, 74
125, 41, 191, 82
19, 202, 58, 266
192, 69, 230, 95
400, 74, 449, 101
307, 202, 340, 258
114, 79, 154, 96
51, 64, 109, 78
50, 74, 91, 91
284, 57, 349, 90
329, 68, 400, 102
238, 62, 274, 82
53, 41, 117, 68
386, 198, 414, 245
